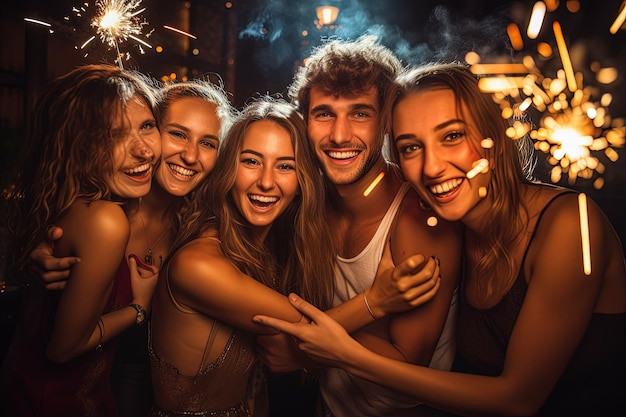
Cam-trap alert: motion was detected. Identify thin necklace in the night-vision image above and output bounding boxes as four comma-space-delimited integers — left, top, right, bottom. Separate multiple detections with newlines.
137, 205, 170, 268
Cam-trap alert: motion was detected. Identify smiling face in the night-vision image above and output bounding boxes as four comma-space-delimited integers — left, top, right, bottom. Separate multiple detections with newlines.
393, 88, 492, 224
108, 96, 161, 199
306, 86, 382, 185
230, 119, 299, 235
155, 97, 221, 197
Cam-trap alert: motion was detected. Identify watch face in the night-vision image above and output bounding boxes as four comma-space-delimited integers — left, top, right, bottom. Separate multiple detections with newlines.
131, 304, 146, 325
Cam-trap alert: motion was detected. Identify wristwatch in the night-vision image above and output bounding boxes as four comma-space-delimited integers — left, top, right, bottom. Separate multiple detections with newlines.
129, 303, 147, 326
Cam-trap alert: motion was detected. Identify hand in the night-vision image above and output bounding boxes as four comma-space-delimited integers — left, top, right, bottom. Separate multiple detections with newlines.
128, 254, 159, 313
256, 332, 309, 372
253, 293, 362, 369
29, 225, 81, 290
367, 240, 441, 317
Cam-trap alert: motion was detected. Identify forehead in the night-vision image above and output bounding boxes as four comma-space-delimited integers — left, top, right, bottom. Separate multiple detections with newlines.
166, 97, 218, 118
242, 119, 294, 155
309, 85, 379, 109
395, 88, 462, 118
112, 96, 152, 126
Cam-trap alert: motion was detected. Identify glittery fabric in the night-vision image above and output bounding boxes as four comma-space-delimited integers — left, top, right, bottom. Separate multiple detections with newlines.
149, 329, 258, 417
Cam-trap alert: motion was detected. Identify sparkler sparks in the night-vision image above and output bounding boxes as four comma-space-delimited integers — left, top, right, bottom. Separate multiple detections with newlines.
68, 0, 152, 68
578, 193, 592, 275
363, 172, 385, 197
466, 158, 490, 179
472, 4, 625, 189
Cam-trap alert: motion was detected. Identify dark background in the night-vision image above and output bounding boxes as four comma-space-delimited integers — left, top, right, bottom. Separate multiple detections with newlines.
1, 0, 626, 273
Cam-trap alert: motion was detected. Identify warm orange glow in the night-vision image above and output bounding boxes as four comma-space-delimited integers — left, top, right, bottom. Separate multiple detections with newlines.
553, 21, 578, 92
507, 23, 524, 50
471, 63, 528, 74
363, 172, 385, 197
544, 0, 560, 11
537, 42, 553, 57
163, 25, 197, 39
578, 193, 591, 275
528, 1, 547, 39
466, 159, 489, 179
316, 5, 339, 25
566, 0, 581, 13
610, 1, 626, 34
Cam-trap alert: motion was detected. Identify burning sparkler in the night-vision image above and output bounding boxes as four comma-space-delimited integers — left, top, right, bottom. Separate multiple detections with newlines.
470, 2, 625, 189
68, 0, 152, 68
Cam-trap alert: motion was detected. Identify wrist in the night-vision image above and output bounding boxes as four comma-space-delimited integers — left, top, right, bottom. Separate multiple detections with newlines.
363, 288, 382, 319
129, 303, 147, 326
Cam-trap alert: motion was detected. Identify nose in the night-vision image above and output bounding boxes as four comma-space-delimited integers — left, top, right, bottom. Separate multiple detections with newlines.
131, 134, 154, 160
257, 165, 275, 191
423, 146, 445, 179
329, 115, 351, 145
181, 142, 198, 165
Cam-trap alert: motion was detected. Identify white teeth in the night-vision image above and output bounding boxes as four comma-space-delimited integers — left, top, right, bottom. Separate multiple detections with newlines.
126, 163, 150, 174
430, 178, 462, 195
328, 151, 359, 159
168, 163, 195, 177
249, 194, 278, 203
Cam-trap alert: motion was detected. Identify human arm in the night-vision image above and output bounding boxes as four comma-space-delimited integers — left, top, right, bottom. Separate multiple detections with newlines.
360, 198, 462, 364
28, 225, 81, 290
255, 238, 443, 371
167, 238, 305, 335
253, 194, 621, 416
324, 238, 443, 333
46, 201, 158, 363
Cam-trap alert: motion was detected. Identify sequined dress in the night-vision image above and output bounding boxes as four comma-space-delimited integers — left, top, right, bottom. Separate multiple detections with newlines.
148, 242, 261, 417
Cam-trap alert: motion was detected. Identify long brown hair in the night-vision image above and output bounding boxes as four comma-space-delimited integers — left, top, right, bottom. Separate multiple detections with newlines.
390, 63, 536, 307
172, 97, 335, 310
5, 64, 158, 284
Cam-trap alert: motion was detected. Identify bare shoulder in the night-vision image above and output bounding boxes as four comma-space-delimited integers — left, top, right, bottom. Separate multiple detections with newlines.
395, 188, 462, 240
527, 185, 623, 283
60, 199, 130, 255
392, 188, 463, 266
168, 233, 240, 289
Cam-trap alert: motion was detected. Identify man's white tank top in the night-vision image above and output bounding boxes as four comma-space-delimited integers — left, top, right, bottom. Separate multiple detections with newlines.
322, 182, 458, 417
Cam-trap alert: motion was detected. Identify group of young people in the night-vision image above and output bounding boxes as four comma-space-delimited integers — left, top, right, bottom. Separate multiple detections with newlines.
1, 34, 624, 417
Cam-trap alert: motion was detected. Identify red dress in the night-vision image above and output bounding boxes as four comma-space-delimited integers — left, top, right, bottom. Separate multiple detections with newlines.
0, 261, 132, 417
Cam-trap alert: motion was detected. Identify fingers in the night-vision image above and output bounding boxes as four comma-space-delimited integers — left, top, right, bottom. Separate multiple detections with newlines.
286, 293, 329, 324
405, 274, 441, 308
45, 225, 64, 242
393, 253, 428, 285
399, 259, 441, 307
128, 254, 157, 276
253, 314, 301, 335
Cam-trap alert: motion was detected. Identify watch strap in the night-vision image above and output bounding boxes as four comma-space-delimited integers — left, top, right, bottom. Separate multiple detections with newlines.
129, 303, 147, 326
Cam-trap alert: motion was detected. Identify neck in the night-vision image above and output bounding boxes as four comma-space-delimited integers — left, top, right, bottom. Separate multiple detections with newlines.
327, 160, 402, 216
135, 183, 177, 220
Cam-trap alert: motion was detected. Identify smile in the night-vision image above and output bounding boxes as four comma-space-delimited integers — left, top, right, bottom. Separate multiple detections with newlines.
326, 150, 360, 160
125, 163, 151, 176
430, 178, 462, 195
168, 163, 197, 178
248, 194, 278, 207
